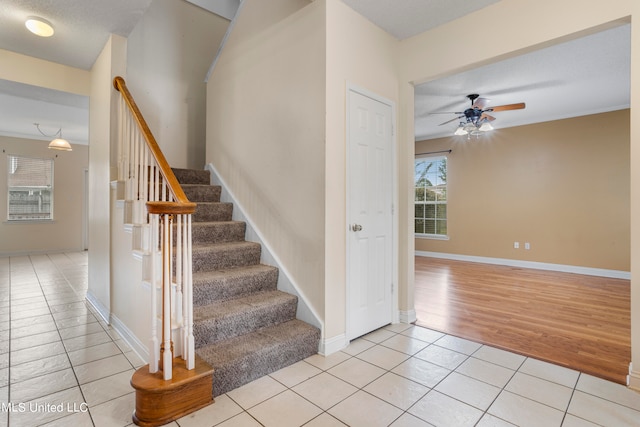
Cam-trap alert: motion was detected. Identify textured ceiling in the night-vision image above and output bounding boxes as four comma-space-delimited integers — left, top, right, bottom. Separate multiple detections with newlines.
0, 0, 631, 146
414, 23, 631, 141
0, 0, 153, 70
0, 0, 239, 146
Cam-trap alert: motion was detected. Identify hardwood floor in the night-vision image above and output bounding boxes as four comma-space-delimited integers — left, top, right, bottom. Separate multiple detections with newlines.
414, 256, 631, 384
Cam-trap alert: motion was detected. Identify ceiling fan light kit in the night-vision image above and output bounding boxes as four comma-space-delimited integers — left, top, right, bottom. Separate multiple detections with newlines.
436, 94, 525, 138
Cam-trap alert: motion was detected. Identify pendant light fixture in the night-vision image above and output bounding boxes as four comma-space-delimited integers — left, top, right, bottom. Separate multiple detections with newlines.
34, 123, 73, 151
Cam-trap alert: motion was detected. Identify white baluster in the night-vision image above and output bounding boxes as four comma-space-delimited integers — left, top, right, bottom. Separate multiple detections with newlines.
186, 214, 195, 370
149, 213, 159, 373
162, 214, 173, 380
176, 214, 183, 345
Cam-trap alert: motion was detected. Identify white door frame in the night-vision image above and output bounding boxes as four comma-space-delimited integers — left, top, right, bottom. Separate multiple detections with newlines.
345, 83, 399, 341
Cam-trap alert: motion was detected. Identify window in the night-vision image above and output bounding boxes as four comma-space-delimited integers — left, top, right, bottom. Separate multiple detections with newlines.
7, 155, 53, 221
415, 156, 447, 237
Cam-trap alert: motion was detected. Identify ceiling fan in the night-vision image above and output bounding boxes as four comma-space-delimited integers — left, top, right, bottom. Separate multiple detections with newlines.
433, 94, 526, 136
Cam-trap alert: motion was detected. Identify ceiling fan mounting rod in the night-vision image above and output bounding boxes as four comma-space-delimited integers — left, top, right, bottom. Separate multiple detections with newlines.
467, 93, 480, 104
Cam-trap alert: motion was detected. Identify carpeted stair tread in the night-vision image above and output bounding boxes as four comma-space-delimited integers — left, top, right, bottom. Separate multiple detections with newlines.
172, 167, 320, 398
181, 184, 221, 203
192, 264, 278, 305
173, 168, 210, 185
191, 221, 246, 244
196, 319, 321, 396
193, 290, 297, 347
192, 241, 261, 272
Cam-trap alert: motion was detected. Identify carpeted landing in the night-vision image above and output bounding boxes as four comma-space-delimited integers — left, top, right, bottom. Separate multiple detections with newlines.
172, 168, 320, 397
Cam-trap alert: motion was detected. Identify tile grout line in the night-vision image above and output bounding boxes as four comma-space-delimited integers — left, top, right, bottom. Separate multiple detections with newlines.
39, 252, 97, 426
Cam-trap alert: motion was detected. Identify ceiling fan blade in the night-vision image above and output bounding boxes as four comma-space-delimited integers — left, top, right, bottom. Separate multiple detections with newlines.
428, 111, 463, 115
480, 113, 496, 122
472, 97, 490, 109
438, 115, 464, 126
487, 102, 525, 112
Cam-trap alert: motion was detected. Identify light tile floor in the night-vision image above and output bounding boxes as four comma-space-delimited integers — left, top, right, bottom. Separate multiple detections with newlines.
1, 252, 640, 426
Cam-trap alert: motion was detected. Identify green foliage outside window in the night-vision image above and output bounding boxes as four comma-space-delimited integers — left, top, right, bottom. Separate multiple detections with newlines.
414, 157, 447, 236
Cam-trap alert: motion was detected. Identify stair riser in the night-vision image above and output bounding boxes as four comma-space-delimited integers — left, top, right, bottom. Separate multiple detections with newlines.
192, 244, 261, 272
193, 203, 233, 222
182, 185, 221, 203
194, 298, 297, 348
173, 168, 210, 185
191, 222, 246, 244
193, 268, 278, 306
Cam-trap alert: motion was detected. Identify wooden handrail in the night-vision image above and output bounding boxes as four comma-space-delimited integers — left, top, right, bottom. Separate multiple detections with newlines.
114, 75, 198, 387
113, 76, 196, 215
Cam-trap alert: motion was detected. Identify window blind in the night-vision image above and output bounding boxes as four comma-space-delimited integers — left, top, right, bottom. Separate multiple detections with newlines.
7, 155, 54, 220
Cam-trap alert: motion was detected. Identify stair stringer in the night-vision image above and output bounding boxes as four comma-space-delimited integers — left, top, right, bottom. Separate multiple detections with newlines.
205, 163, 323, 337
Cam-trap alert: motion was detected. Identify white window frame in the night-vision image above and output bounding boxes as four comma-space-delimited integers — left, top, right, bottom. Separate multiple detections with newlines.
7, 154, 54, 222
414, 155, 448, 239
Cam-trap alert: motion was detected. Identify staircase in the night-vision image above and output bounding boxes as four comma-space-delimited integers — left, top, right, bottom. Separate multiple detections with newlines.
172, 167, 321, 396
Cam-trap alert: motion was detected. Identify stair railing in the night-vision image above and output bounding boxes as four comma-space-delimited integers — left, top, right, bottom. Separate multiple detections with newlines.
113, 76, 197, 380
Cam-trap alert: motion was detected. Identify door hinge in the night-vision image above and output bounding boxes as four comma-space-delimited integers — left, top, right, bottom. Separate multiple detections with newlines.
391, 283, 394, 294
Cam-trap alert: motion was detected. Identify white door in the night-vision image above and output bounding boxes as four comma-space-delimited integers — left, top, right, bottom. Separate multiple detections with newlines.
347, 88, 394, 340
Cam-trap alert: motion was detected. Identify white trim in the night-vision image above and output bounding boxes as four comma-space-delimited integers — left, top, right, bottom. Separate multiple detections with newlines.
319, 333, 348, 356
398, 309, 417, 324
85, 290, 110, 324
416, 234, 450, 241
345, 83, 398, 341
416, 251, 631, 280
629, 362, 640, 391
109, 312, 149, 362
86, 292, 149, 363
205, 163, 322, 332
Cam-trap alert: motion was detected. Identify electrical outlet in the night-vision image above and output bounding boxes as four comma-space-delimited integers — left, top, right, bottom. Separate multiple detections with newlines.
514, 242, 519, 249
525, 242, 530, 250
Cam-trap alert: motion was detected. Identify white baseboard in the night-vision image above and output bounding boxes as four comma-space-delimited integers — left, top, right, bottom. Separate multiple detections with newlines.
85, 290, 110, 324
416, 251, 630, 280
86, 290, 149, 364
629, 362, 640, 392
109, 313, 149, 363
399, 309, 417, 324
320, 333, 348, 356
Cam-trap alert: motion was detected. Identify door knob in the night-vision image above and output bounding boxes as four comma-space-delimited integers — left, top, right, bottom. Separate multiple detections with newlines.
351, 224, 363, 232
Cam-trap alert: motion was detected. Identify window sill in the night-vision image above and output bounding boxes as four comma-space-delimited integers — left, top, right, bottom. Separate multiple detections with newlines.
415, 234, 449, 241
4, 219, 56, 224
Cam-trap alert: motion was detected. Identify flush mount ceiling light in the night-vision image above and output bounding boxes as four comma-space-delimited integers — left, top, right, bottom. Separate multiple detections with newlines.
25, 17, 54, 37
34, 123, 73, 151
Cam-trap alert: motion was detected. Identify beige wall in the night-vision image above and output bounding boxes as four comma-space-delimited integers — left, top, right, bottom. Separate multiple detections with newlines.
126, 0, 229, 169
0, 49, 90, 96
398, 0, 639, 390
206, 0, 401, 346
87, 35, 127, 317
0, 49, 91, 257
0, 136, 88, 255
324, 0, 399, 338
415, 110, 630, 271
206, 0, 327, 329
